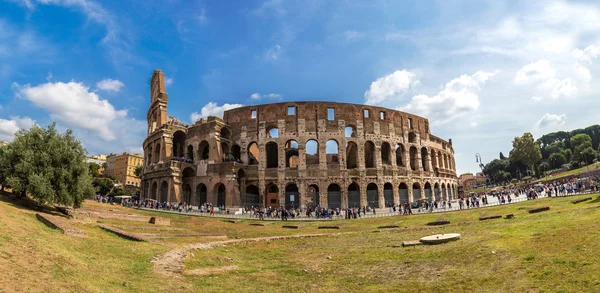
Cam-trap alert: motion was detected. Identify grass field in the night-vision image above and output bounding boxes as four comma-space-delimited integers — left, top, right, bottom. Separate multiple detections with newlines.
1, 193, 600, 292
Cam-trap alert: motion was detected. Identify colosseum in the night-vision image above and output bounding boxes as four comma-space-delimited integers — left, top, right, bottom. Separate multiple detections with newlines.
141, 70, 459, 211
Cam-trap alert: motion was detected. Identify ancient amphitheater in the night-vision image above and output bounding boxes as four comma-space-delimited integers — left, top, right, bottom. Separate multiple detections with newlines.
141, 70, 458, 210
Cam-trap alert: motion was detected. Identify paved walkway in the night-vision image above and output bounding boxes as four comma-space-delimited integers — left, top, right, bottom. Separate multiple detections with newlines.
135, 190, 596, 222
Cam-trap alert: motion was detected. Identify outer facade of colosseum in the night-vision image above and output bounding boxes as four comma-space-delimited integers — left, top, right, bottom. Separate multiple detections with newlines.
141, 70, 459, 210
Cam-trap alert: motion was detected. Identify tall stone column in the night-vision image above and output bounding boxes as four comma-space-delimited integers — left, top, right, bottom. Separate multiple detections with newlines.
378, 183, 384, 209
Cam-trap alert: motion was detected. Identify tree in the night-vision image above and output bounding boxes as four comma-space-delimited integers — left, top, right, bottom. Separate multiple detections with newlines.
89, 163, 100, 177
2, 123, 95, 208
580, 147, 597, 164
561, 149, 572, 162
134, 166, 143, 178
93, 177, 115, 195
545, 141, 564, 155
509, 132, 542, 174
548, 153, 567, 169
571, 133, 593, 163
499, 152, 507, 160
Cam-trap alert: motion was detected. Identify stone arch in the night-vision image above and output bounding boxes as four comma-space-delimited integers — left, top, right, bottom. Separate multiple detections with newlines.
326, 139, 339, 164
182, 184, 192, 204
424, 182, 432, 200
154, 143, 161, 163
442, 183, 447, 201
438, 151, 443, 168
285, 183, 300, 209
384, 183, 394, 206
307, 184, 320, 208
409, 146, 418, 171
398, 183, 409, 204
199, 140, 210, 160
346, 141, 358, 169
266, 183, 279, 207
231, 144, 241, 161
196, 183, 207, 206
244, 184, 260, 208
247, 142, 259, 165
421, 147, 429, 171
285, 140, 299, 168
147, 146, 153, 166
151, 181, 158, 200
431, 149, 437, 168
345, 125, 356, 138
215, 183, 226, 207
381, 142, 392, 165
327, 184, 341, 209
395, 144, 405, 167
221, 141, 230, 161
265, 142, 278, 168
305, 139, 319, 165
434, 183, 441, 201
412, 182, 421, 201
187, 144, 194, 161
347, 183, 360, 208
267, 126, 279, 138
367, 183, 378, 208
220, 127, 231, 140
172, 131, 186, 158
364, 141, 376, 168
160, 180, 168, 202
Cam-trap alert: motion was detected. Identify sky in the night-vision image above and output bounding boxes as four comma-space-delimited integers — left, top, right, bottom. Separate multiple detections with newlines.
1, 0, 600, 175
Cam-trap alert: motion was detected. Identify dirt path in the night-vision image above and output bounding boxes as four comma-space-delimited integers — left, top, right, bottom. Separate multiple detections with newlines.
151, 233, 349, 278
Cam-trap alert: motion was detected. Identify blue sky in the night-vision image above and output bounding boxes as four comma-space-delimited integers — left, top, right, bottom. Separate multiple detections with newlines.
1, 0, 600, 174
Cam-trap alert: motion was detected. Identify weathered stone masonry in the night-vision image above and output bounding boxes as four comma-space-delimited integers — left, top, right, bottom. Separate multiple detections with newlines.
141, 70, 459, 209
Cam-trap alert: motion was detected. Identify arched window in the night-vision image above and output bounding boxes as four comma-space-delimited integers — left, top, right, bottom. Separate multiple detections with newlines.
187, 145, 194, 161
327, 184, 341, 209
408, 132, 417, 143
285, 140, 299, 168
265, 142, 278, 168
381, 142, 391, 165
421, 147, 429, 171
346, 142, 358, 169
231, 144, 241, 161
199, 141, 209, 160
326, 139, 339, 164
247, 142, 259, 165
395, 144, 405, 167
364, 141, 375, 168
409, 146, 417, 171
267, 127, 279, 138
344, 125, 356, 138
220, 128, 231, 140
305, 140, 319, 165
172, 131, 186, 158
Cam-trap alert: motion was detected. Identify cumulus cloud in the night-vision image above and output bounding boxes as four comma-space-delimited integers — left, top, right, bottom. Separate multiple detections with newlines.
399, 71, 497, 125
190, 102, 244, 122
15, 81, 128, 141
0, 116, 36, 142
265, 45, 282, 61
165, 77, 174, 87
514, 60, 555, 84
534, 113, 566, 128
249, 92, 281, 101
96, 78, 124, 92
364, 70, 419, 105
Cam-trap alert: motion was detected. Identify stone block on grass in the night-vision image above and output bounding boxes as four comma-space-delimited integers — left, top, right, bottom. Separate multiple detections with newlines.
479, 215, 502, 221
528, 207, 550, 214
149, 217, 170, 226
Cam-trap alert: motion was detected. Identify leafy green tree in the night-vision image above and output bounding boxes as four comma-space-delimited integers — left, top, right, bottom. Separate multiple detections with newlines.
571, 133, 592, 152
509, 132, 542, 174
134, 165, 143, 178
89, 163, 100, 177
561, 149, 572, 162
548, 153, 567, 169
580, 147, 597, 164
499, 152, 507, 160
2, 123, 95, 208
545, 141, 564, 155
93, 177, 115, 195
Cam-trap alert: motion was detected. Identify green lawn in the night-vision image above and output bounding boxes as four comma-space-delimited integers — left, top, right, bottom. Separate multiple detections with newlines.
1, 193, 600, 292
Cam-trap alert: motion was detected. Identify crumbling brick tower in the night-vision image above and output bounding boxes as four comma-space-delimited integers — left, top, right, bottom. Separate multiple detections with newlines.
141, 70, 459, 210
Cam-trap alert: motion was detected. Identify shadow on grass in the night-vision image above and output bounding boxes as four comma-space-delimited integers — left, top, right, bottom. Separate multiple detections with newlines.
589, 196, 600, 204
0, 191, 66, 217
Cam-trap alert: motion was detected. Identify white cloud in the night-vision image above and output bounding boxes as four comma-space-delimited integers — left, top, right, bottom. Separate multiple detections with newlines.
400, 71, 497, 126
265, 45, 282, 61
364, 70, 419, 105
15, 81, 128, 141
96, 78, 124, 92
190, 102, 244, 123
165, 77, 174, 87
534, 113, 566, 128
513, 60, 555, 84
343, 30, 364, 42
249, 92, 282, 101
196, 9, 208, 24
0, 116, 36, 142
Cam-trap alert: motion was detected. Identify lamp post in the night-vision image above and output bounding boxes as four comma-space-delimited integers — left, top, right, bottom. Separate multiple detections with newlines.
475, 153, 487, 200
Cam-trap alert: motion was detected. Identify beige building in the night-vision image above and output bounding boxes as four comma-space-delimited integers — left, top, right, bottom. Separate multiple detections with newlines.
105, 153, 144, 187
142, 70, 459, 208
